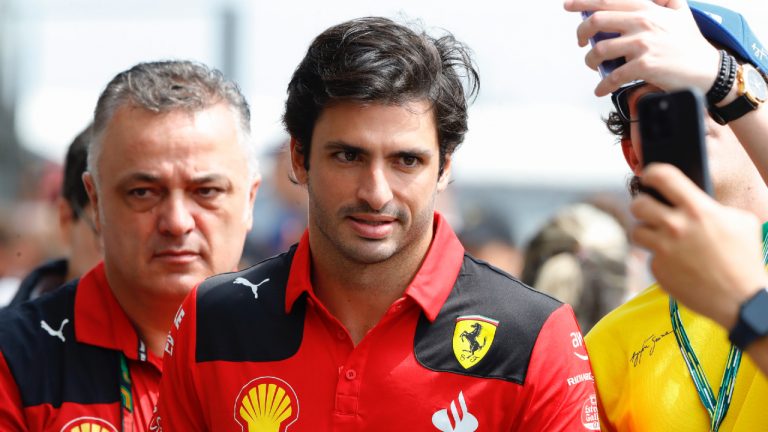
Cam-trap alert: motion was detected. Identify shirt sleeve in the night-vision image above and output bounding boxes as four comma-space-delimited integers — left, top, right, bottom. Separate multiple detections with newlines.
516, 304, 601, 431
0, 352, 29, 432
151, 287, 207, 432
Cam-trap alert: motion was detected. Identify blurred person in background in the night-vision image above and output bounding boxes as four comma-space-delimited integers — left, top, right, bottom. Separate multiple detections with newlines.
241, 138, 307, 266
521, 202, 629, 333
459, 208, 523, 277
0, 213, 21, 305
6, 124, 102, 308
566, 0, 768, 429
0, 60, 260, 431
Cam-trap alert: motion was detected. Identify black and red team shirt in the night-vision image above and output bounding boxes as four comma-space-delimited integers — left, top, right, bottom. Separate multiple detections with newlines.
0, 262, 162, 432
154, 213, 599, 431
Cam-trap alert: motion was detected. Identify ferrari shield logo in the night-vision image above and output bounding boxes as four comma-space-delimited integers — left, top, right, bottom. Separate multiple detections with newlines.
453, 315, 499, 369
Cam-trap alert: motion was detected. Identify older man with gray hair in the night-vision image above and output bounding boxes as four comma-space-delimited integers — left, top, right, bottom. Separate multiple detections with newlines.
0, 60, 260, 431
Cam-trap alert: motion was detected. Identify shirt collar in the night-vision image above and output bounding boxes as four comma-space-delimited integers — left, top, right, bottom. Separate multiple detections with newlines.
285, 212, 465, 321
74, 262, 161, 367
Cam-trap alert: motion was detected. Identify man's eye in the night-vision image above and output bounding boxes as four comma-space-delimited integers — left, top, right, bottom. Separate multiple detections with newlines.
335, 151, 358, 162
197, 187, 223, 198
128, 188, 153, 198
401, 155, 419, 167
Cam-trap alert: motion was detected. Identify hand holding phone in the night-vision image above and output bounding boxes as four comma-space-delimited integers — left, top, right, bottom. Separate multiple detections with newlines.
581, 11, 625, 79
637, 88, 713, 204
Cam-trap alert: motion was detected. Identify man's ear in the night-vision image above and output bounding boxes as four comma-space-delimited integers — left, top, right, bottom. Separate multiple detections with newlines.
437, 155, 452, 192
289, 137, 308, 185
58, 197, 74, 233
82, 172, 102, 234
621, 137, 643, 176
244, 174, 262, 230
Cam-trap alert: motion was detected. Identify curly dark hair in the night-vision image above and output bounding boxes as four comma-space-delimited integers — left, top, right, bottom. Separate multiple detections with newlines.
283, 17, 479, 176
604, 109, 642, 195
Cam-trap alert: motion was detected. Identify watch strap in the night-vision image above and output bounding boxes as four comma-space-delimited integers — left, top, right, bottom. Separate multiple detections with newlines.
729, 288, 768, 350
709, 94, 758, 125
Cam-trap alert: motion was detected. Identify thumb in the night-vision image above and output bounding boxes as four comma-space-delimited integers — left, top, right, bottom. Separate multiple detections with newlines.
652, 0, 688, 10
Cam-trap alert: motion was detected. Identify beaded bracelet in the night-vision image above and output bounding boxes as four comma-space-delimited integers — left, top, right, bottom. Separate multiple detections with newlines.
706, 50, 737, 105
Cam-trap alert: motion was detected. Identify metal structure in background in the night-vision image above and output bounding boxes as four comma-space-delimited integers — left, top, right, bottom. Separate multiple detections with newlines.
0, 0, 22, 202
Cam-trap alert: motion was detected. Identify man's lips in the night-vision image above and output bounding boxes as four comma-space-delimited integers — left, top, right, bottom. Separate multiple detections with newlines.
152, 249, 200, 263
347, 214, 396, 239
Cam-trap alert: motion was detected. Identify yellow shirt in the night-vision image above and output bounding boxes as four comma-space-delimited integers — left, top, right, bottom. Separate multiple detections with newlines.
585, 285, 768, 431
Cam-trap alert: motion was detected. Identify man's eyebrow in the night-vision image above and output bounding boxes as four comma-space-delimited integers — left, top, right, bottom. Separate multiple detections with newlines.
326, 141, 433, 158
325, 140, 369, 155
117, 173, 161, 186
392, 149, 433, 158
190, 174, 231, 185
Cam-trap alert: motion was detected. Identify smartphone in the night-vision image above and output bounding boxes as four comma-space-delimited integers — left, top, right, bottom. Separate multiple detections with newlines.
581, 11, 625, 78
637, 88, 713, 204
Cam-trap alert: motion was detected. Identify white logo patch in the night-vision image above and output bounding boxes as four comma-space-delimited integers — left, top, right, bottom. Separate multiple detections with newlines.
432, 391, 478, 432
567, 372, 594, 386
233, 277, 270, 299
173, 307, 185, 330
41, 319, 69, 342
164, 334, 175, 356
571, 331, 589, 361
581, 393, 600, 430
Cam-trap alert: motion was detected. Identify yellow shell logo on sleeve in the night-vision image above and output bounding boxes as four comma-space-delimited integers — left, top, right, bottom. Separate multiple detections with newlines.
452, 315, 499, 369
60, 417, 118, 432
234, 376, 300, 432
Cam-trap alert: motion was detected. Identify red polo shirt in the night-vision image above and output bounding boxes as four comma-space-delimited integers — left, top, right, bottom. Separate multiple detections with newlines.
154, 213, 598, 431
0, 262, 162, 432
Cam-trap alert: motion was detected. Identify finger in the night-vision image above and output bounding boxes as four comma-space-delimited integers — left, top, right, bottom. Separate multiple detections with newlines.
576, 11, 631, 47
592, 53, 651, 96
630, 223, 663, 253
630, 193, 672, 226
564, 0, 649, 13
642, 163, 711, 210
652, 0, 688, 10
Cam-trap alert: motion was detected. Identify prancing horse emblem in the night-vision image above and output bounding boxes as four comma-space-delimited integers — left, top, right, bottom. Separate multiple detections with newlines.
452, 315, 499, 369
460, 323, 486, 357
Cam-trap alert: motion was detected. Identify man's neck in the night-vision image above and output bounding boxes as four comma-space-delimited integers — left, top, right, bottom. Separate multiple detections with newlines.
109, 283, 184, 358
310, 235, 433, 346
717, 181, 768, 222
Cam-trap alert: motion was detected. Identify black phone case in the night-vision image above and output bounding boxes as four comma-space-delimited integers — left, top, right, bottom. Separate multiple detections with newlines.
637, 88, 714, 204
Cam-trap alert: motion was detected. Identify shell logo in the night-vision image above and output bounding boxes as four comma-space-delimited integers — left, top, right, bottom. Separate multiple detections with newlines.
60, 417, 118, 432
234, 376, 299, 432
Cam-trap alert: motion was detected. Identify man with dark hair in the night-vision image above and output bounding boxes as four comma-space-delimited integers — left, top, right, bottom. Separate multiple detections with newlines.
6, 125, 102, 308
0, 60, 260, 431
565, 0, 768, 430
154, 17, 597, 431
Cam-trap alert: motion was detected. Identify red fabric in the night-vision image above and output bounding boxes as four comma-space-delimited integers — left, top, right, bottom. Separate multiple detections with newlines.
0, 263, 162, 432
155, 214, 598, 431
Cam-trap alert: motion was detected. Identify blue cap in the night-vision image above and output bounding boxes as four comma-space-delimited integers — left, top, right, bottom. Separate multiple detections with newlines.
689, 1, 768, 73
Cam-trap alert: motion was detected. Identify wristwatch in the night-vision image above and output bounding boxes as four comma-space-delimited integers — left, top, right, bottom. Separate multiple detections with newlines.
729, 287, 768, 350
709, 63, 768, 125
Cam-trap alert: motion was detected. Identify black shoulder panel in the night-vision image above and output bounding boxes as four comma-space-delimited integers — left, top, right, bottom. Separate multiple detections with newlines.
0, 280, 119, 408
414, 254, 562, 384
196, 246, 306, 363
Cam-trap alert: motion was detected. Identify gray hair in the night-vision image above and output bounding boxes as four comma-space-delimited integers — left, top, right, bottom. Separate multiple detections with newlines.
87, 60, 258, 183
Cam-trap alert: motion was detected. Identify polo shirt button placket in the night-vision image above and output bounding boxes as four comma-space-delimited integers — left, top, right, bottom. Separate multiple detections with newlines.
345, 369, 357, 380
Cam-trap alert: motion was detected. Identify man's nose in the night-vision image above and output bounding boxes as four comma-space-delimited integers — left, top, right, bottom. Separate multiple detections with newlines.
356, 164, 394, 211
158, 193, 195, 236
